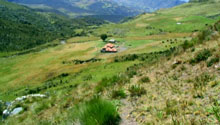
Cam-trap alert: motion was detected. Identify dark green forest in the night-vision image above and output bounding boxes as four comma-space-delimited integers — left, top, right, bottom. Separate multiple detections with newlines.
0, 0, 105, 52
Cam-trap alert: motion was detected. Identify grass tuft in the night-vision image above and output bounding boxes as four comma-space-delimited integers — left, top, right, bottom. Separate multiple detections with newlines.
190, 49, 212, 64
209, 99, 220, 123
73, 98, 121, 125
128, 85, 146, 97
193, 73, 213, 90
0, 101, 4, 117
111, 89, 127, 99
207, 56, 219, 67
139, 76, 151, 83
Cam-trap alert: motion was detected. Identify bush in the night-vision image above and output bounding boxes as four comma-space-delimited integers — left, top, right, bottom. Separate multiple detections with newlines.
193, 73, 213, 90
0, 101, 4, 116
95, 74, 130, 93
111, 89, 127, 99
74, 98, 121, 125
83, 74, 93, 81
207, 56, 219, 67
164, 99, 178, 116
198, 28, 212, 42
34, 101, 51, 114
212, 100, 220, 122
215, 21, 220, 31
190, 49, 212, 64
127, 70, 137, 78
128, 85, 146, 97
100, 34, 108, 42
95, 75, 121, 93
139, 76, 150, 83
182, 40, 194, 51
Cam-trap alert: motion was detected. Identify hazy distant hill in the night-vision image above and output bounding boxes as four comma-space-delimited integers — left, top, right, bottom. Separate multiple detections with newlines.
7, 0, 186, 22
7, 0, 140, 22
113, 0, 186, 12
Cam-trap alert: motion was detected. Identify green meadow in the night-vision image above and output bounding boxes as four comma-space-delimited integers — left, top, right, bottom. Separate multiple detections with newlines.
1, 0, 220, 124
1, 0, 219, 102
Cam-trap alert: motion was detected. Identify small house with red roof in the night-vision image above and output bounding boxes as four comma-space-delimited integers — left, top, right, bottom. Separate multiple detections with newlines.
101, 43, 117, 53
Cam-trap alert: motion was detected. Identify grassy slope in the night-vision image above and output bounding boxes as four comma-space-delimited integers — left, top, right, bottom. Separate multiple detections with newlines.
1, 1, 220, 124
94, 1, 220, 35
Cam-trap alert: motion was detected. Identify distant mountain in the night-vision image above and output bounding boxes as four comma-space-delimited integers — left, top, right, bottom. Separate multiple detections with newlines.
7, 0, 140, 22
7, 0, 186, 22
112, 0, 186, 12
189, 0, 214, 2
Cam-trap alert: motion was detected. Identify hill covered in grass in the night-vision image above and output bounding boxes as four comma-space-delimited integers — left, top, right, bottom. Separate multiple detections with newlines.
0, 0, 105, 53
0, 0, 220, 124
93, 0, 220, 38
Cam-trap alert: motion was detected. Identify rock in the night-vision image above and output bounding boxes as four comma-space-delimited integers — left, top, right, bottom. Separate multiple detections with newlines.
3, 109, 10, 119
3, 94, 47, 118
15, 94, 46, 102
172, 60, 182, 65
214, 63, 220, 69
5, 102, 12, 107
10, 107, 23, 116
3, 109, 10, 115
60, 40, 66, 44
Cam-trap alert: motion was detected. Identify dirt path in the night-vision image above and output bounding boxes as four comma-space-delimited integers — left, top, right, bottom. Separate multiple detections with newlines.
120, 99, 138, 125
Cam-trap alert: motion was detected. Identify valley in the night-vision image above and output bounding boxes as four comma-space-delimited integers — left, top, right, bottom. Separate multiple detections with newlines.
0, 0, 220, 124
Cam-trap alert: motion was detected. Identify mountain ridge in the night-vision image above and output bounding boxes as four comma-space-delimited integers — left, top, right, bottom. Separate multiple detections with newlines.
7, 0, 186, 21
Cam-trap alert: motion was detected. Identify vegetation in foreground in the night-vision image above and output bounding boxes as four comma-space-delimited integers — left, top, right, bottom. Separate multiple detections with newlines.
71, 98, 120, 125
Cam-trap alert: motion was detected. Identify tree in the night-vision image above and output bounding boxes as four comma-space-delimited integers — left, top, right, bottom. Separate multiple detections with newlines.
100, 34, 108, 42
0, 101, 4, 116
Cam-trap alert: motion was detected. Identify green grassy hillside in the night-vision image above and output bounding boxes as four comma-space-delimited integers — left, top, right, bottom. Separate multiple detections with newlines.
94, 0, 220, 37
0, 0, 106, 53
0, 0, 220, 124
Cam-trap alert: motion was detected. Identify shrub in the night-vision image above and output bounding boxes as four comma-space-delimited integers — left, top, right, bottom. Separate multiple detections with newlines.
198, 28, 212, 42
207, 56, 219, 67
139, 76, 150, 83
95, 75, 121, 93
182, 40, 194, 51
100, 34, 108, 42
190, 49, 212, 64
215, 21, 220, 31
127, 70, 137, 78
111, 89, 127, 99
212, 100, 220, 122
74, 98, 121, 125
0, 101, 4, 116
164, 99, 178, 116
193, 73, 213, 90
191, 47, 195, 52
83, 74, 93, 81
126, 65, 139, 78
212, 106, 220, 122
34, 101, 51, 114
128, 85, 146, 97
116, 74, 130, 85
